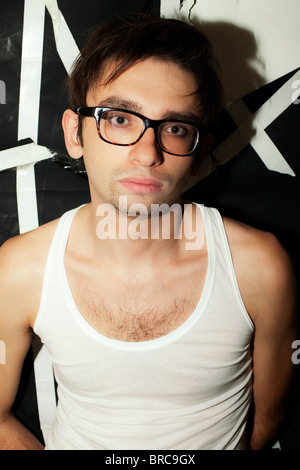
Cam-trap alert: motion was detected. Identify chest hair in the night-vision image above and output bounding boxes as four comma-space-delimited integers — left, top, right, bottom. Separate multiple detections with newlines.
72, 276, 201, 342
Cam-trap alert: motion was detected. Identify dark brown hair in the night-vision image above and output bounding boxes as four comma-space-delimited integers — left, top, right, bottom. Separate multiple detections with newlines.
68, 13, 224, 142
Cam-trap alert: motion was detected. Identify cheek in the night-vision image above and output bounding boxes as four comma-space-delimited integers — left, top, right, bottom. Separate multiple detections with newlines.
81, 118, 99, 149
81, 125, 109, 177
81, 125, 130, 185
168, 158, 195, 183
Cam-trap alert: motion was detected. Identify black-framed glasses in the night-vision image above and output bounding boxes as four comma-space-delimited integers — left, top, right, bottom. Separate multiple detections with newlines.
77, 107, 202, 156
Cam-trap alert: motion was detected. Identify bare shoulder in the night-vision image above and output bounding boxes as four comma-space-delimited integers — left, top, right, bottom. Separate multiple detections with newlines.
223, 216, 293, 270
222, 216, 297, 325
0, 218, 59, 328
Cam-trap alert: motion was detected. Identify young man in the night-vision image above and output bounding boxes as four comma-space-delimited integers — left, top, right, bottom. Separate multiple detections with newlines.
0, 14, 297, 450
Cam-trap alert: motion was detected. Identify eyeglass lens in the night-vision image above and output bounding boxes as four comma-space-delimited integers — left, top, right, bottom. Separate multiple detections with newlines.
99, 109, 198, 155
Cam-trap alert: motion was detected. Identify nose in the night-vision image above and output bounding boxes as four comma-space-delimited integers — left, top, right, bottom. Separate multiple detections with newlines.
128, 128, 163, 167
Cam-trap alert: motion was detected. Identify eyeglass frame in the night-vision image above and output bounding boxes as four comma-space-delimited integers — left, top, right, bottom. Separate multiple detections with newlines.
76, 106, 204, 157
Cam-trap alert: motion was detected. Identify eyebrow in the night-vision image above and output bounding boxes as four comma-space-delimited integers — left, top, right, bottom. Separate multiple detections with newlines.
96, 96, 202, 123
97, 97, 142, 113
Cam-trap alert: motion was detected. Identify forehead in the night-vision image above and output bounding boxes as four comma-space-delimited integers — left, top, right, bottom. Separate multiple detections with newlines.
86, 58, 201, 119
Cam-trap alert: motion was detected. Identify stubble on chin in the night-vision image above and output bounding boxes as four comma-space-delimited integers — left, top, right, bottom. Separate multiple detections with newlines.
107, 184, 186, 219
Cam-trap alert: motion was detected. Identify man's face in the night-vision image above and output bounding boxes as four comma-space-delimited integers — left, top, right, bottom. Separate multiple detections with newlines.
80, 58, 203, 213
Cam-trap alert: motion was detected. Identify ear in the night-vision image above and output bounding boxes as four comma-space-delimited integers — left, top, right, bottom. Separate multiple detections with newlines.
190, 134, 213, 176
62, 109, 83, 159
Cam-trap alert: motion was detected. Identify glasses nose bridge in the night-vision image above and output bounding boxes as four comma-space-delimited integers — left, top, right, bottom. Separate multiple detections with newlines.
141, 117, 161, 143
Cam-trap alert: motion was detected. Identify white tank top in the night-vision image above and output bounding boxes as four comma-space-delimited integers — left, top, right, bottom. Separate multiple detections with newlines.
33, 204, 254, 450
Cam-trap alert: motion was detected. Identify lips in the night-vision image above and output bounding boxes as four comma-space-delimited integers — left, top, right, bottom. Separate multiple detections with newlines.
118, 177, 163, 194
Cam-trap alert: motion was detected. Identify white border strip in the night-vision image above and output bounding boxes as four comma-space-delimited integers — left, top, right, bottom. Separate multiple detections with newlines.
45, 0, 80, 74
18, 0, 45, 143
0, 143, 52, 172
16, 163, 39, 234
16, 0, 57, 444
32, 336, 57, 443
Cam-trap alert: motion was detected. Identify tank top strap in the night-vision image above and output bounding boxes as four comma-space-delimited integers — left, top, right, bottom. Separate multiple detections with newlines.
49, 205, 84, 260
202, 206, 234, 269
202, 205, 253, 331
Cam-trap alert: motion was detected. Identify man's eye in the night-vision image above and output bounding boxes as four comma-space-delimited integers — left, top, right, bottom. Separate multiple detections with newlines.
110, 114, 129, 127
165, 125, 186, 136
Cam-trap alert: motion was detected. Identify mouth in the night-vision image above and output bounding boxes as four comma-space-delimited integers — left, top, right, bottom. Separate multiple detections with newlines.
118, 177, 163, 194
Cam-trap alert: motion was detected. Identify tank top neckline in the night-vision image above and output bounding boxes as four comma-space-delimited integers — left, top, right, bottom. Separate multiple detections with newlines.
61, 204, 216, 351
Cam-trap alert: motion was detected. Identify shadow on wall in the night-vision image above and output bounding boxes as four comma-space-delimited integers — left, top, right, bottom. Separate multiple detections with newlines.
181, 19, 267, 187
192, 19, 267, 104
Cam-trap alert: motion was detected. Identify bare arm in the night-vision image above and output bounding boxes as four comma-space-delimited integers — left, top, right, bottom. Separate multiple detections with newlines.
0, 237, 44, 450
0, 413, 44, 450
228, 223, 298, 449
247, 235, 297, 449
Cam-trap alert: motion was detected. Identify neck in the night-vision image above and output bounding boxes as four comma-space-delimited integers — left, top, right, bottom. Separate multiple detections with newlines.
81, 198, 204, 266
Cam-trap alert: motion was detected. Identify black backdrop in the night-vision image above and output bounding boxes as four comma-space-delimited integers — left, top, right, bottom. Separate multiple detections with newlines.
0, 0, 299, 449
